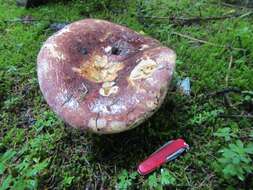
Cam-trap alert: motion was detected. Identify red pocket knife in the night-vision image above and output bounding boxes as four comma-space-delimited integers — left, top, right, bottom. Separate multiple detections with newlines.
138, 139, 189, 175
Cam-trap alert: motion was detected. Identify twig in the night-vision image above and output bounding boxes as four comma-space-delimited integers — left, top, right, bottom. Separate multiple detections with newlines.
196, 87, 239, 99
137, 12, 253, 26
3, 18, 51, 23
171, 31, 246, 52
239, 11, 253, 18
224, 55, 234, 107
219, 113, 253, 119
198, 173, 215, 188
205, 88, 241, 100
221, 2, 253, 10
225, 55, 233, 87
2, 17, 69, 24
206, 87, 253, 97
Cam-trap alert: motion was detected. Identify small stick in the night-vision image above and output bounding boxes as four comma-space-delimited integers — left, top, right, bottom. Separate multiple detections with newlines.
2, 18, 69, 24
221, 2, 253, 10
225, 55, 233, 87
3, 18, 51, 23
206, 88, 242, 97
224, 55, 240, 111
219, 114, 253, 119
203, 88, 253, 99
171, 32, 246, 52
138, 12, 253, 26
239, 11, 253, 18
224, 56, 236, 110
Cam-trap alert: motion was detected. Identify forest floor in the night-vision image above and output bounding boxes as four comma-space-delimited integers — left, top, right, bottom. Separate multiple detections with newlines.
1, 0, 253, 189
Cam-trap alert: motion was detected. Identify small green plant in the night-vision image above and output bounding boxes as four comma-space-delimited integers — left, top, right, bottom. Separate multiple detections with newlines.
0, 149, 49, 190
34, 110, 62, 133
0, 129, 58, 190
61, 174, 75, 188
1, 0, 253, 189
146, 169, 176, 190
116, 170, 138, 189
250, 130, 253, 139
3, 96, 23, 111
214, 140, 253, 181
214, 127, 237, 141
190, 109, 223, 126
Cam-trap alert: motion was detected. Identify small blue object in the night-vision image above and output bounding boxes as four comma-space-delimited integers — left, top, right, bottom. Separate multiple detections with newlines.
177, 77, 191, 96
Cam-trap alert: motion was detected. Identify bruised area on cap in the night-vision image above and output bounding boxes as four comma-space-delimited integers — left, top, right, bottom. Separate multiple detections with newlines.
37, 19, 176, 134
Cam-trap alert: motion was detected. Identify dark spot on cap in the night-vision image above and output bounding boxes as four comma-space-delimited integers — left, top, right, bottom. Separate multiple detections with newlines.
111, 46, 121, 55
80, 47, 88, 55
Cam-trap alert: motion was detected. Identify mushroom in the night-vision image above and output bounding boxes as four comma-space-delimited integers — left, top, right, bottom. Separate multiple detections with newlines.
37, 19, 176, 134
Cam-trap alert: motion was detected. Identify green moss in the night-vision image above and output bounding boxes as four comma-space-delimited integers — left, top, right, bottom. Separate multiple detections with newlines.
1, 0, 253, 189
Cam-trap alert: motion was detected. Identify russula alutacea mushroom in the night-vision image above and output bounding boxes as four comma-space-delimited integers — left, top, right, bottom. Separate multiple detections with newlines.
37, 19, 176, 134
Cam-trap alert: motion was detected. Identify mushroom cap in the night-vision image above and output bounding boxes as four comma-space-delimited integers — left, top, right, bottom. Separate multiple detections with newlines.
37, 19, 176, 134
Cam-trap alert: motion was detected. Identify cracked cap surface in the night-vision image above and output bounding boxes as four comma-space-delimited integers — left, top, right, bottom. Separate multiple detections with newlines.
37, 19, 176, 134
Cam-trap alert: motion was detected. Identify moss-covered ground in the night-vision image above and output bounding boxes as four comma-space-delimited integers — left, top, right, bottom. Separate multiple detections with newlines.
1, 0, 253, 189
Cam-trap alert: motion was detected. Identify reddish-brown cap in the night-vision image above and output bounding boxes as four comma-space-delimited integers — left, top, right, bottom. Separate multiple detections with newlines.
37, 19, 176, 134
